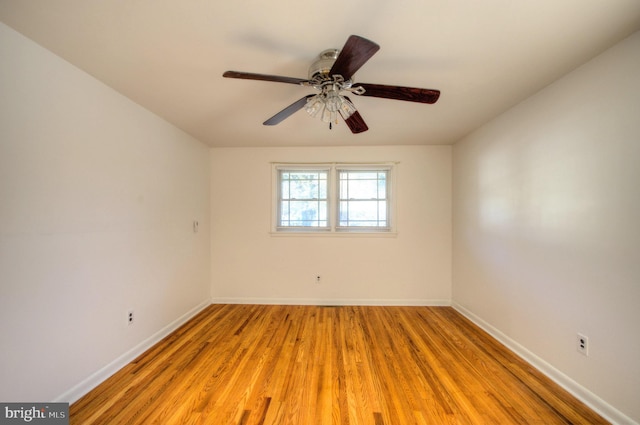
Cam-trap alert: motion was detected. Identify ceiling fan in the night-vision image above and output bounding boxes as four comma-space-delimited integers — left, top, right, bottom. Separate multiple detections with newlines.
223, 35, 440, 133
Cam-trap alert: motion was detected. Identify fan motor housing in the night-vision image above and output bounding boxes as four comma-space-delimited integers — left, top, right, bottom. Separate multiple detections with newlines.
308, 49, 339, 80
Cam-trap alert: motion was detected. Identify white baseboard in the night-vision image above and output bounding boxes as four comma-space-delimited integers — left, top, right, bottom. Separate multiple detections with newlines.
55, 299, 211, 404
452, 302, 637, 425
211, 297, 451, 306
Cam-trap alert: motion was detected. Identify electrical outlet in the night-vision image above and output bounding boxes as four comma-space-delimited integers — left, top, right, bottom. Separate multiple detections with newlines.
128, 310, 134, 326
577, 333, 588, 356
193, 220, 199, 233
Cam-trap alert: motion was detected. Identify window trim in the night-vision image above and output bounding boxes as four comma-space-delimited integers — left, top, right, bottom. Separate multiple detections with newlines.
271, 162, 397, 236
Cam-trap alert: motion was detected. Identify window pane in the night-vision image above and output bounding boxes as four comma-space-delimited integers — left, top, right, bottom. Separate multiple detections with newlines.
318, 201, 327, 221
378, 201, 387, 220
290, 179, 316, 199
378, 177, 386, 198
339, 171, 386, 200
346, 171, 378, 180
347, 179, 378, 199
280, 201, 289, 221
347, 200, 378, 220
282, 171, 327, 200
339, 200, 387, 227
318, 179, 327, 199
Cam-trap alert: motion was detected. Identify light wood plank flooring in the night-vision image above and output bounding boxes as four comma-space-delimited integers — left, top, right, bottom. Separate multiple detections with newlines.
70, 304, 608, 424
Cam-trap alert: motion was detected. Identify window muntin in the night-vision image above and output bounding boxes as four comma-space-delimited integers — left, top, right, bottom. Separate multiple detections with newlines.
278, 169, 329, 229
337, 170, 389, 229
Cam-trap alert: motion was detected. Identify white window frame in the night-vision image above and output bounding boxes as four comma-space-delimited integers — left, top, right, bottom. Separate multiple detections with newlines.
274, 165, 332, 232
271, 162, 397, 235
335, 165, 392, 232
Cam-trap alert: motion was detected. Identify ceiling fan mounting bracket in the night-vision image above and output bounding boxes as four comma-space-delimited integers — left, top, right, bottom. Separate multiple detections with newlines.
306, 48, 365, 95
308, 48, 340, 80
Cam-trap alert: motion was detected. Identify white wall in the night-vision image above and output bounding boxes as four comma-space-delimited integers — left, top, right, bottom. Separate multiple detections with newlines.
211, 145, 451, 305
0, 23, 211, 402
452, 32, 640, 424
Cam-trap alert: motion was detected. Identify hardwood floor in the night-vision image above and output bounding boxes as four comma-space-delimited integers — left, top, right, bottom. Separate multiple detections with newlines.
70, 305, 608, 424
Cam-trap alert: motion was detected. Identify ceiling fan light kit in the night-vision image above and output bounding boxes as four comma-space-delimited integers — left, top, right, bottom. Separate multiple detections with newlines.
223, 35, 440, 133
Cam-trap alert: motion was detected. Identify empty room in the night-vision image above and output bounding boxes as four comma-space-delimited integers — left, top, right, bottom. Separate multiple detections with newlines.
1, 1, 639, 424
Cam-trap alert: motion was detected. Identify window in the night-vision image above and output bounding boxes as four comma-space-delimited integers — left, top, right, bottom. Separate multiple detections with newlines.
278, 169, 329, 229
337, 169, 389, 230
274, 163, 394, 233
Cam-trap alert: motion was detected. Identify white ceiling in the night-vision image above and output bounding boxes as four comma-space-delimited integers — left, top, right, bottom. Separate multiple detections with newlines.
1, 1, 640, 147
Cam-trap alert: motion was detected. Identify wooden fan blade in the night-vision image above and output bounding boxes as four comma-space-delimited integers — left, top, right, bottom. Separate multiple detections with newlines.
329, 35, 380, 81
354, 83, 440, 104
342, 97, 368, 133
263, 95, 315, 126
223, 71, 308, 85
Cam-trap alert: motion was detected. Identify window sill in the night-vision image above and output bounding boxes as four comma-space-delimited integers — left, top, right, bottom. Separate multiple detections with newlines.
270, 230, 398, 238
